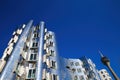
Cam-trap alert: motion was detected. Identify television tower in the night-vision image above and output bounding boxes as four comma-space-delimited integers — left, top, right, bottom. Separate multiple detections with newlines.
99, 51, 119, 80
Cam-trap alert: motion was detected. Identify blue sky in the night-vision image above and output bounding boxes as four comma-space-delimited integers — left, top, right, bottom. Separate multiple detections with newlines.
0, 0, 120, 78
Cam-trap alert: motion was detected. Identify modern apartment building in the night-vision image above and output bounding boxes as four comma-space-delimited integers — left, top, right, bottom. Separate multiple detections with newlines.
99, 69, 112, 80
0, 20, 112, 80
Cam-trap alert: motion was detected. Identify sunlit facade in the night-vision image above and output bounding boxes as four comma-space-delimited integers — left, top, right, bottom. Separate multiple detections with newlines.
0, 20, 112, 80
99, 69, 112, 80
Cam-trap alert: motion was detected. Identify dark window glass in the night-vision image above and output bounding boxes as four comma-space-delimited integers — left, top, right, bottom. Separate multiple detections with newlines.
34, 54, 37, 60
30, 54, 33, 60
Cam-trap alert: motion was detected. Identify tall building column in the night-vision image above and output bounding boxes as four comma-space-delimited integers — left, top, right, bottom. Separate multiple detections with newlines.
36, 21, 45, 80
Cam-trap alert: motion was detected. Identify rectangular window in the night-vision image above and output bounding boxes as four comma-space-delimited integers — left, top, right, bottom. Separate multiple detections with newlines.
34, 54, 37, 60
53, 74, 58, 80
34, 33, 39, 38
51, 50, 55, 56
32, 43, 38, 47
51, 61, 56, 69
28, 70, 32, 78
49, 41, 53, 47
30, 54, 33, 60
30, 54, 37, 61
28, 69, 36, 78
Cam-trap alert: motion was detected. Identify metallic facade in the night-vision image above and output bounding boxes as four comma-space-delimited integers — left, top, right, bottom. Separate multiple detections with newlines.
0, 21, 112, 80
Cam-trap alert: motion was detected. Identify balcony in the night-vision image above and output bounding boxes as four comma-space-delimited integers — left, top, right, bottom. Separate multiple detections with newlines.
13, 35, 18, 43
44, 33, 53, 40
6, 46, 13, 55
43, 54, 46, 63
17, 29, 22, 34
46, 58, 50, 68
42, 69, 46, 80
46, 72, 52, 80
15, 65, 25, 77
8, 43, 14, 47
0, 59, 6, 73
46, 59, 57, 69
44, 40, 54, 49
21, 51, 27, 60
46, 49, 55, 57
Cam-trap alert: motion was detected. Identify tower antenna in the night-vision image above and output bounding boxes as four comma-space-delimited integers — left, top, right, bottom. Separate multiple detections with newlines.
98, 50, 104, 57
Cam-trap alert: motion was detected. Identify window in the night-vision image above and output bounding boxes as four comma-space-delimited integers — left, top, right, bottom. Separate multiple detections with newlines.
52, 74, 58, 80
30, 54, 37, 60
51, 50, 55, 56
105, 70, 107, 73
77, 68, 81, 73
79, 76, 84, 80
103, 75, 106, 77
51, 61, 56, 69
70, 62, 74, 66
72, 68, 76, 73
28, 69, 36, 78
34, 54, 37, 60
75, 62, 79, 66
46, 34, 53, 39
74, 76, 78, 80
28, 70, 32, 78
4, 54, 9, 61
34, 33, 39, 38
32, 42, 38, 47
101, 71, 103, 74
49, 41, 54, 47
30, 54, 33, 60
11, 39, 14, 43
49, 34, 52, 39
46, 41, 54, 47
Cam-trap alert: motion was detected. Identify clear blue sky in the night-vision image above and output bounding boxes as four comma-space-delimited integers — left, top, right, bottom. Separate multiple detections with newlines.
0, 0, 120, 78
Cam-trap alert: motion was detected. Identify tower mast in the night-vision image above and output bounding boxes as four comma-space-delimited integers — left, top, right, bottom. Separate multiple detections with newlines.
99, 51, 119, 80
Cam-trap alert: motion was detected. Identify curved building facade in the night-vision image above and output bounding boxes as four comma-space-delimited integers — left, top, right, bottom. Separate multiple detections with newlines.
99, 69, 112, 80
0, 21, 112, 80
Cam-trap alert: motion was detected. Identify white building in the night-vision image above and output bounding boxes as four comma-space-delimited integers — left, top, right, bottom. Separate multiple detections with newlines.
99, 69, 112, 80
0, 20, 113, 80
